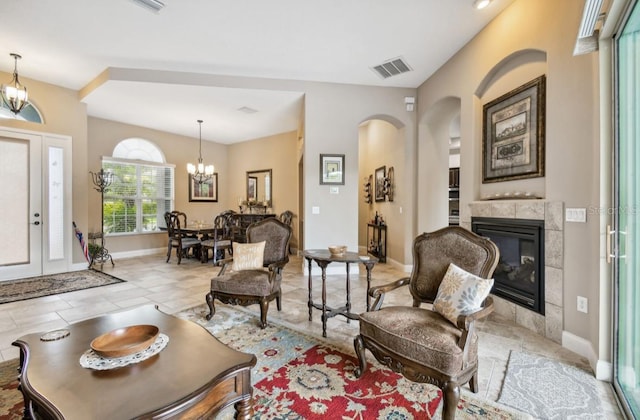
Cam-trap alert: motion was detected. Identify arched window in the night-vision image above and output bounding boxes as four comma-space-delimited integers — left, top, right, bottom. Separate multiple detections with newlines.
0, 101, 44, 123
102, 138, 174, 234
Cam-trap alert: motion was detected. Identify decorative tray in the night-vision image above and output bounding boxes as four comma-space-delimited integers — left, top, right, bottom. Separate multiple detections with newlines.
80, 333, 169, 370
90, 324, 159, 358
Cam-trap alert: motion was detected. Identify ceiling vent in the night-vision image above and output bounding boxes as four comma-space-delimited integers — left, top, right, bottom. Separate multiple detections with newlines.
238, 106, 258, 114
130, 0, 165, 13
371, 57, 412, 79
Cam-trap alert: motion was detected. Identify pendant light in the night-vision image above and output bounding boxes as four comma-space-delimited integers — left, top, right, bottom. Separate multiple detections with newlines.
1, 53, 28, 115
187, 119, 214, 184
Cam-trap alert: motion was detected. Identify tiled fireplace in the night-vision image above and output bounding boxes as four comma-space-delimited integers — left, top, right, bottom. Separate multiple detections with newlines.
462, 200, 564, 343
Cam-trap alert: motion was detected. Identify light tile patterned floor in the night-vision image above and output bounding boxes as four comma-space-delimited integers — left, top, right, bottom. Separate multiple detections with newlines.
0, 253, 624, 418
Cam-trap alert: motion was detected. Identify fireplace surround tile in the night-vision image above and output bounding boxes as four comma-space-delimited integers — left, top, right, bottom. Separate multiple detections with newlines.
545, 266, 563, 307
516, 201, 545, 220
469, 200, 564, 344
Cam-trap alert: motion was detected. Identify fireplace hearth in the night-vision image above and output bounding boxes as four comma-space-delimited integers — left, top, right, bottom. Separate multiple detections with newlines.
472, 217, 545, 315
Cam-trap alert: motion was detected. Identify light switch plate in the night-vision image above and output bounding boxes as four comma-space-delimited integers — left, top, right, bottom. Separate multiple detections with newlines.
565, 208, 587, 223
312, 206, 320, 215
329, 187, 339, 194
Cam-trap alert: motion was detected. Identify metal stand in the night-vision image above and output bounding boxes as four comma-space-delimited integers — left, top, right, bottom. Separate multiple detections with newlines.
89, 169, 115, 269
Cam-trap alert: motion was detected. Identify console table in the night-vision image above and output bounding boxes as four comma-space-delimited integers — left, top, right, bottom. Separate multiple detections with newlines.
12, 305, 256, 420
303, 250, 378, 337
366, 223, 387, 262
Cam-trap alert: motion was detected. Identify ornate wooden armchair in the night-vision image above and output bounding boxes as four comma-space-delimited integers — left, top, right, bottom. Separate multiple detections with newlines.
164, 211, 201, 264
205, 218, 292, 328
353, 226, 499, 420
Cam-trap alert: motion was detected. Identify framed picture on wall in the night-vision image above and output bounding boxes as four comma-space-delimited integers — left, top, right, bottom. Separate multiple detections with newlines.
375, 166, 386, 202
189, 173, 218, 202
319, 154, 345, 185
247, 176, 258, 201
482, 75, 546, 183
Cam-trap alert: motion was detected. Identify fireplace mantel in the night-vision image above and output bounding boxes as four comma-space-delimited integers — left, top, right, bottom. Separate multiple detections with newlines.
462, 200, 564, 343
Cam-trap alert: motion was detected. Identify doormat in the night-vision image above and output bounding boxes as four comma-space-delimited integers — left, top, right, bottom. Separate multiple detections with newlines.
0, 270, 125, 304
497, 350, 604, 419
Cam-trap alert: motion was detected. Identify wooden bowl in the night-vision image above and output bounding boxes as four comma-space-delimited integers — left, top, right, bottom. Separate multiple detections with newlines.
328, 245, 347, 256
91, 325, 159, 358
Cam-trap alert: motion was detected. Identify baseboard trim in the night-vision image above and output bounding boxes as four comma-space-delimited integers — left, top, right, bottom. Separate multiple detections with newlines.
562, 330, 612, 381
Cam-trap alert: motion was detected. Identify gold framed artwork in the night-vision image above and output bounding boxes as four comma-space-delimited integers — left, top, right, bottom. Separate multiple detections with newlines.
189, 174, 218, 202
482, 75, 546, 183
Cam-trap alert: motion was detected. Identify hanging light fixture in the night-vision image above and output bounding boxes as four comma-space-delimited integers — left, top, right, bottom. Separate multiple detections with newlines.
187, 119, 214, 184
1, 53, 28, 115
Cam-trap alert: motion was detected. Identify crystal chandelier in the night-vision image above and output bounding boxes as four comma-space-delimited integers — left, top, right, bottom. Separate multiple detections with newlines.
1, 53, 28, 115
187, 119, 214, 184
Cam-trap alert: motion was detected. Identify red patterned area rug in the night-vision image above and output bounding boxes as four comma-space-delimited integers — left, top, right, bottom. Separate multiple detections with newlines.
178, 304, 533, 420
0, 359, 21, 420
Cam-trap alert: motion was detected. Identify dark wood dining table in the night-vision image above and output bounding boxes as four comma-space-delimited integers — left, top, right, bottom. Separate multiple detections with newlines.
303, 249, 378, 337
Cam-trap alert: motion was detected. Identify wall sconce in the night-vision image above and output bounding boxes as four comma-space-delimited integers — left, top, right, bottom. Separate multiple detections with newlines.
363, 174, 373, 204
404, 96, 415, 112
1, 53, 28, 115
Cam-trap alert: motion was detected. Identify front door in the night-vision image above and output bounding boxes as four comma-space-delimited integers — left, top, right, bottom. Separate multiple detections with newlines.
0, 128, 72, 281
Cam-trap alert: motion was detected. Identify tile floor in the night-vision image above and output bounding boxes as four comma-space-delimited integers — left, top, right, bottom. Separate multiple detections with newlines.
0, 253, 624, 418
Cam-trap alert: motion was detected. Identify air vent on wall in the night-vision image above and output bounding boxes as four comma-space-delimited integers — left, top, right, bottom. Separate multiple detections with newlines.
371, 57, 412, 79
130, 0, 165, 13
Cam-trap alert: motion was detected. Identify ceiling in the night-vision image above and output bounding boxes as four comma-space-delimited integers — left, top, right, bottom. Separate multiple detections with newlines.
0, 0, 515, 144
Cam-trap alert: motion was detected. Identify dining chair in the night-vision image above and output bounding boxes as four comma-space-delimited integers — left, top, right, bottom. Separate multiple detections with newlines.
164, 211, 201, 264
201, 210, 236, 264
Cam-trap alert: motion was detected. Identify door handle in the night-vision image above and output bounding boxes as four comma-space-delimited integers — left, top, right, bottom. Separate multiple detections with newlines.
32, 221, 40, 226
607, 224, 614, 264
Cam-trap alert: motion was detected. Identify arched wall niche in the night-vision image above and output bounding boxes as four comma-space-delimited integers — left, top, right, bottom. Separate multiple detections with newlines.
475, 48, 548, 200
358, 114, 406, 264
418, 96, 461, 233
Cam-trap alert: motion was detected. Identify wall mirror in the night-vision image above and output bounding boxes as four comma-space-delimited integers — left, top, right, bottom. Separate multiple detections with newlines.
246, 169, 272, 206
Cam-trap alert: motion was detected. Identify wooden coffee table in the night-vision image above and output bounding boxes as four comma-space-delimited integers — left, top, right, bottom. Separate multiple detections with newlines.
12, 305, 256, 420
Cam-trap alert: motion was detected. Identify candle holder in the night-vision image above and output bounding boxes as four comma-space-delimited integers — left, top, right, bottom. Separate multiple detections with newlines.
89, 169, 115, 269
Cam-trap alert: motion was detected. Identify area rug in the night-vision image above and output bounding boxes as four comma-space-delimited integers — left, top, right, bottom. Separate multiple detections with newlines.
0, 359, 21, 420
0, 270, 125, 304
497, 350, 604, 419
178, 304, 532, 419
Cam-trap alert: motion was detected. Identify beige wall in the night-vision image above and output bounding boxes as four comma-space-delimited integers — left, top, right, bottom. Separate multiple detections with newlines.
227, 131, 299, 250
417, 0, 603, 356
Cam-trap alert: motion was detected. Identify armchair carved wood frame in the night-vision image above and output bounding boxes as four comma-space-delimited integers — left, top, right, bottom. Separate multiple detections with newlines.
353, 226, 499, 420
205, 218, 292, 329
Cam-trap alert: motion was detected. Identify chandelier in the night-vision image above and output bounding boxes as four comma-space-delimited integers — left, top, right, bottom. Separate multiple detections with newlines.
187, 119, 214, 184
1, 53, 28, 115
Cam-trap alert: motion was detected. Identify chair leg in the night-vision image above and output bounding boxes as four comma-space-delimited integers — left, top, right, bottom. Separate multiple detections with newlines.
353, 335, 367, 378
177, 248, 182, 264
166, 244, 172, 263
441, 381, 460, 420
258, 300, 269, 329
276, 289, 282, 311
205, 292, 216, 320
469, 371, 478, 393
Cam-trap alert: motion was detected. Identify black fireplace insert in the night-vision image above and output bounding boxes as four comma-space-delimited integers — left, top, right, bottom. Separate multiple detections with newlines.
471, 217, 545, 315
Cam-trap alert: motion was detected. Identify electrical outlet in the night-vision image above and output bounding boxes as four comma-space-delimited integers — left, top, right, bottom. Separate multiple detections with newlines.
577, 296, 588, 313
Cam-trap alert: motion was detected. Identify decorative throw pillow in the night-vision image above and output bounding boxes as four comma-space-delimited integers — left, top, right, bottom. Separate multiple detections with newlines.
433, 263, 494, 326
231, 241, 266, 271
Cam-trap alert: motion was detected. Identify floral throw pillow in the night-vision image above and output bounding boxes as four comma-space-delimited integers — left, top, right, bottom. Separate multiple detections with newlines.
433, 263, 494, 326
231, 241, 266, 271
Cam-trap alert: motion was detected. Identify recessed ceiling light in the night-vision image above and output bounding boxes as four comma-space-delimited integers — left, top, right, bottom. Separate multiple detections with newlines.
474, 0, 492, 10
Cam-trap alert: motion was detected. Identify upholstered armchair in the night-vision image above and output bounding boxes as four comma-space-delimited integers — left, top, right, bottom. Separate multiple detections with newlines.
353, 226, 499, 420
164, 211, 201, 264
205, 218, 292, 328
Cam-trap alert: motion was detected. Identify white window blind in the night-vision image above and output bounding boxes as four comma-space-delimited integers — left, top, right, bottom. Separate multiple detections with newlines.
102, 158, 174, 234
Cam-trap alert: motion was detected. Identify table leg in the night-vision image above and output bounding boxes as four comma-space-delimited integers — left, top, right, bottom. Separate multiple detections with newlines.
306, 257, 313, 321
316, 260, 331, 338
345, 262, 351, 323
235, 396, 253, 420
363, 261, 375, 311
